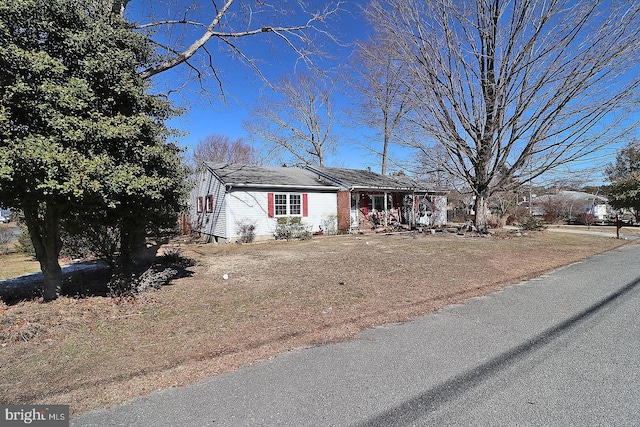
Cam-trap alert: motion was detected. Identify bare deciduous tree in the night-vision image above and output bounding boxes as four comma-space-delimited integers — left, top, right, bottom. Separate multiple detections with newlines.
244, 71, 338, 166
367, 0, 640, 232
348, 36, 414, 175
192, 134, 256, 166
120, 0, 341, 90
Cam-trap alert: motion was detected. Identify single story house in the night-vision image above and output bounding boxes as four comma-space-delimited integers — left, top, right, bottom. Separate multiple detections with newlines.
304, 166, 447, 232
191, 163, 340, 243
191, 163, 447, 243
532, 190, 610, 221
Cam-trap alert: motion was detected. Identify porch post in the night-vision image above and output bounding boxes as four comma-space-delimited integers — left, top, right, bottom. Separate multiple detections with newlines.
411, 192, 416, 229
384, 191, 388, 226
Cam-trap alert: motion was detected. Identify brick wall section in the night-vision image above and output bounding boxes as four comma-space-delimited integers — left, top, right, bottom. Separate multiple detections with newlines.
337, 190, 351, 232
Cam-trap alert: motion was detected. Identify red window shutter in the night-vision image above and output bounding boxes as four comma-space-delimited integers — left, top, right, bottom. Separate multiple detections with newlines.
302, 193, 309, 217
207, 195, 214, 212
268, 193, 275, 218
197, 196, 204, 213
415, 195, 419, 213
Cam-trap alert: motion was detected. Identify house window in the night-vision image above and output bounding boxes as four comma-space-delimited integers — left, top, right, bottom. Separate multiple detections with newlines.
269, 193, 307, 217
370, 194, 390, 212
206, 195, 214, 212
275, 194, 288, 216
289, 194, 301, 215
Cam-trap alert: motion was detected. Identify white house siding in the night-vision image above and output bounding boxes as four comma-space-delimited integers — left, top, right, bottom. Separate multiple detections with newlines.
301, 191, 339, 233
226, 190, 338, 241
191, 169, 228, 242
227, 191, 271, 239
592, 204, 608, 221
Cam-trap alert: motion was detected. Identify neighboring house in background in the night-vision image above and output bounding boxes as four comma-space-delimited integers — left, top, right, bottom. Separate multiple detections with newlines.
190, 163, 448, 243
304, 166, 447, 232
191, 163, 340, 243
532, 190, 610, 222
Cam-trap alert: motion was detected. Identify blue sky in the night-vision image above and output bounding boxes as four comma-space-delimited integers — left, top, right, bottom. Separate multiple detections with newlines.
128, 0, 387, 170
127, 0, 637, 186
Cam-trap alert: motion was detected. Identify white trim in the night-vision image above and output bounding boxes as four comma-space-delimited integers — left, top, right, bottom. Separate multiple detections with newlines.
274, 193, 303, 217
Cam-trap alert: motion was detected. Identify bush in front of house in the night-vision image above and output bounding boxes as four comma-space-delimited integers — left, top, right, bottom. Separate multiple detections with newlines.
274, 217, 311, 241
319, 213, 338, 235
235, 218, 257, 243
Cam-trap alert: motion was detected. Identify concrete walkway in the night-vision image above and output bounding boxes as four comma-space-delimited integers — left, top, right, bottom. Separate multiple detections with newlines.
72, 244, 640, 426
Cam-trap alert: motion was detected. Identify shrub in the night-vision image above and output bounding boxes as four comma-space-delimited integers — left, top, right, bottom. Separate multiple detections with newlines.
543, 212, 559, 224
156, 247, 194, 268
274, 217, 311, 241
520, 215, 547, 231
108, 247, 194, 298
320, 213, 338, 235
576, 213, 596, 226
235, 218, 257, 243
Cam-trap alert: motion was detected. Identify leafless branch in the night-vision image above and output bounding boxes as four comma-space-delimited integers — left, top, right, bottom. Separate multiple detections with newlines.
367, 0, 640, 230
243, 71, 339, 166
128, 0, 343, 87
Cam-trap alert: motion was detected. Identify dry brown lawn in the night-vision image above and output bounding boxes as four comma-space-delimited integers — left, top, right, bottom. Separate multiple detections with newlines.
0, 230, 632, 416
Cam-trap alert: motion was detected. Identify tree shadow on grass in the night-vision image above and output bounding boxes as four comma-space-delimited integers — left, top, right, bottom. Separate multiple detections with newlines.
0, 252, 195, 305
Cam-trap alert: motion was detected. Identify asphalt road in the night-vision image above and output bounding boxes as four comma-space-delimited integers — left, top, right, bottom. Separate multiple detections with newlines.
72, 243, 640, 426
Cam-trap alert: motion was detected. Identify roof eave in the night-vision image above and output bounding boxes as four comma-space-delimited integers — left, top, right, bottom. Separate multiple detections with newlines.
226, 183, 340, 191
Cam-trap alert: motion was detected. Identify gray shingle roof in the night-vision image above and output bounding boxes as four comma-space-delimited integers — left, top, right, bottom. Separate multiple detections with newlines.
203, 163, 439, 193
305, 166, 421, 190
534, 190, 608, 206
204, 163, 337, 188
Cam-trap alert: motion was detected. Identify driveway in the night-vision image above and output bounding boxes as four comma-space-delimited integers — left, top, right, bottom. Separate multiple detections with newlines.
72, 243, 640, 426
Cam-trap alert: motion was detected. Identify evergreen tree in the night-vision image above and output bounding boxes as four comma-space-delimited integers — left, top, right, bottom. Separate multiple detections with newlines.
605, 141, 640, 221
0, 0, 187, 301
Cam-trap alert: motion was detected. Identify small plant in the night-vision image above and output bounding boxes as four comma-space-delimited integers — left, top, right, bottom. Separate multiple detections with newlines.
319, 213, 338, 235
108, 247, 195, 298
157, 247, 194, 268
135, 266, 178, 293
235, 218, 257, 243
274, 217, 311, 241
576, 213, 595, 227
107, 272, 138, 299
520, 215, 547, 231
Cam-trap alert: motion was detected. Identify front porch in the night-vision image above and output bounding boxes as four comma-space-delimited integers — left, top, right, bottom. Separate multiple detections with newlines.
342, 191, 418, 233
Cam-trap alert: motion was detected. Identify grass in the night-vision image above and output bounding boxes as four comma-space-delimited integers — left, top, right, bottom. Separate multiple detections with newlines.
0, 253, 40, 279
0, 229, 632, 416
0, 224, 40, 278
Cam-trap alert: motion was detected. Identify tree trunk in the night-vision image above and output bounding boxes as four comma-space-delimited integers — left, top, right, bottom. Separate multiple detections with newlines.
23, 203, 63, 301
40, 257, 63, 302
381, 128, 389, 175
119, 224, 148, 270
474, 191, 490, 234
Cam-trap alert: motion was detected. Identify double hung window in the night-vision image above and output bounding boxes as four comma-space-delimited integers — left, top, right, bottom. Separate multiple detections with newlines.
268, 193, 307, 217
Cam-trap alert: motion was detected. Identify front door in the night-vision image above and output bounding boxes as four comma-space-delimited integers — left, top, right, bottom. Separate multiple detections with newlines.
350, 193, 359, 227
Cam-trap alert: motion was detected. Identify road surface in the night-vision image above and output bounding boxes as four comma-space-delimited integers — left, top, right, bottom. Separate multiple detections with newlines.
72, 243, 640, 426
